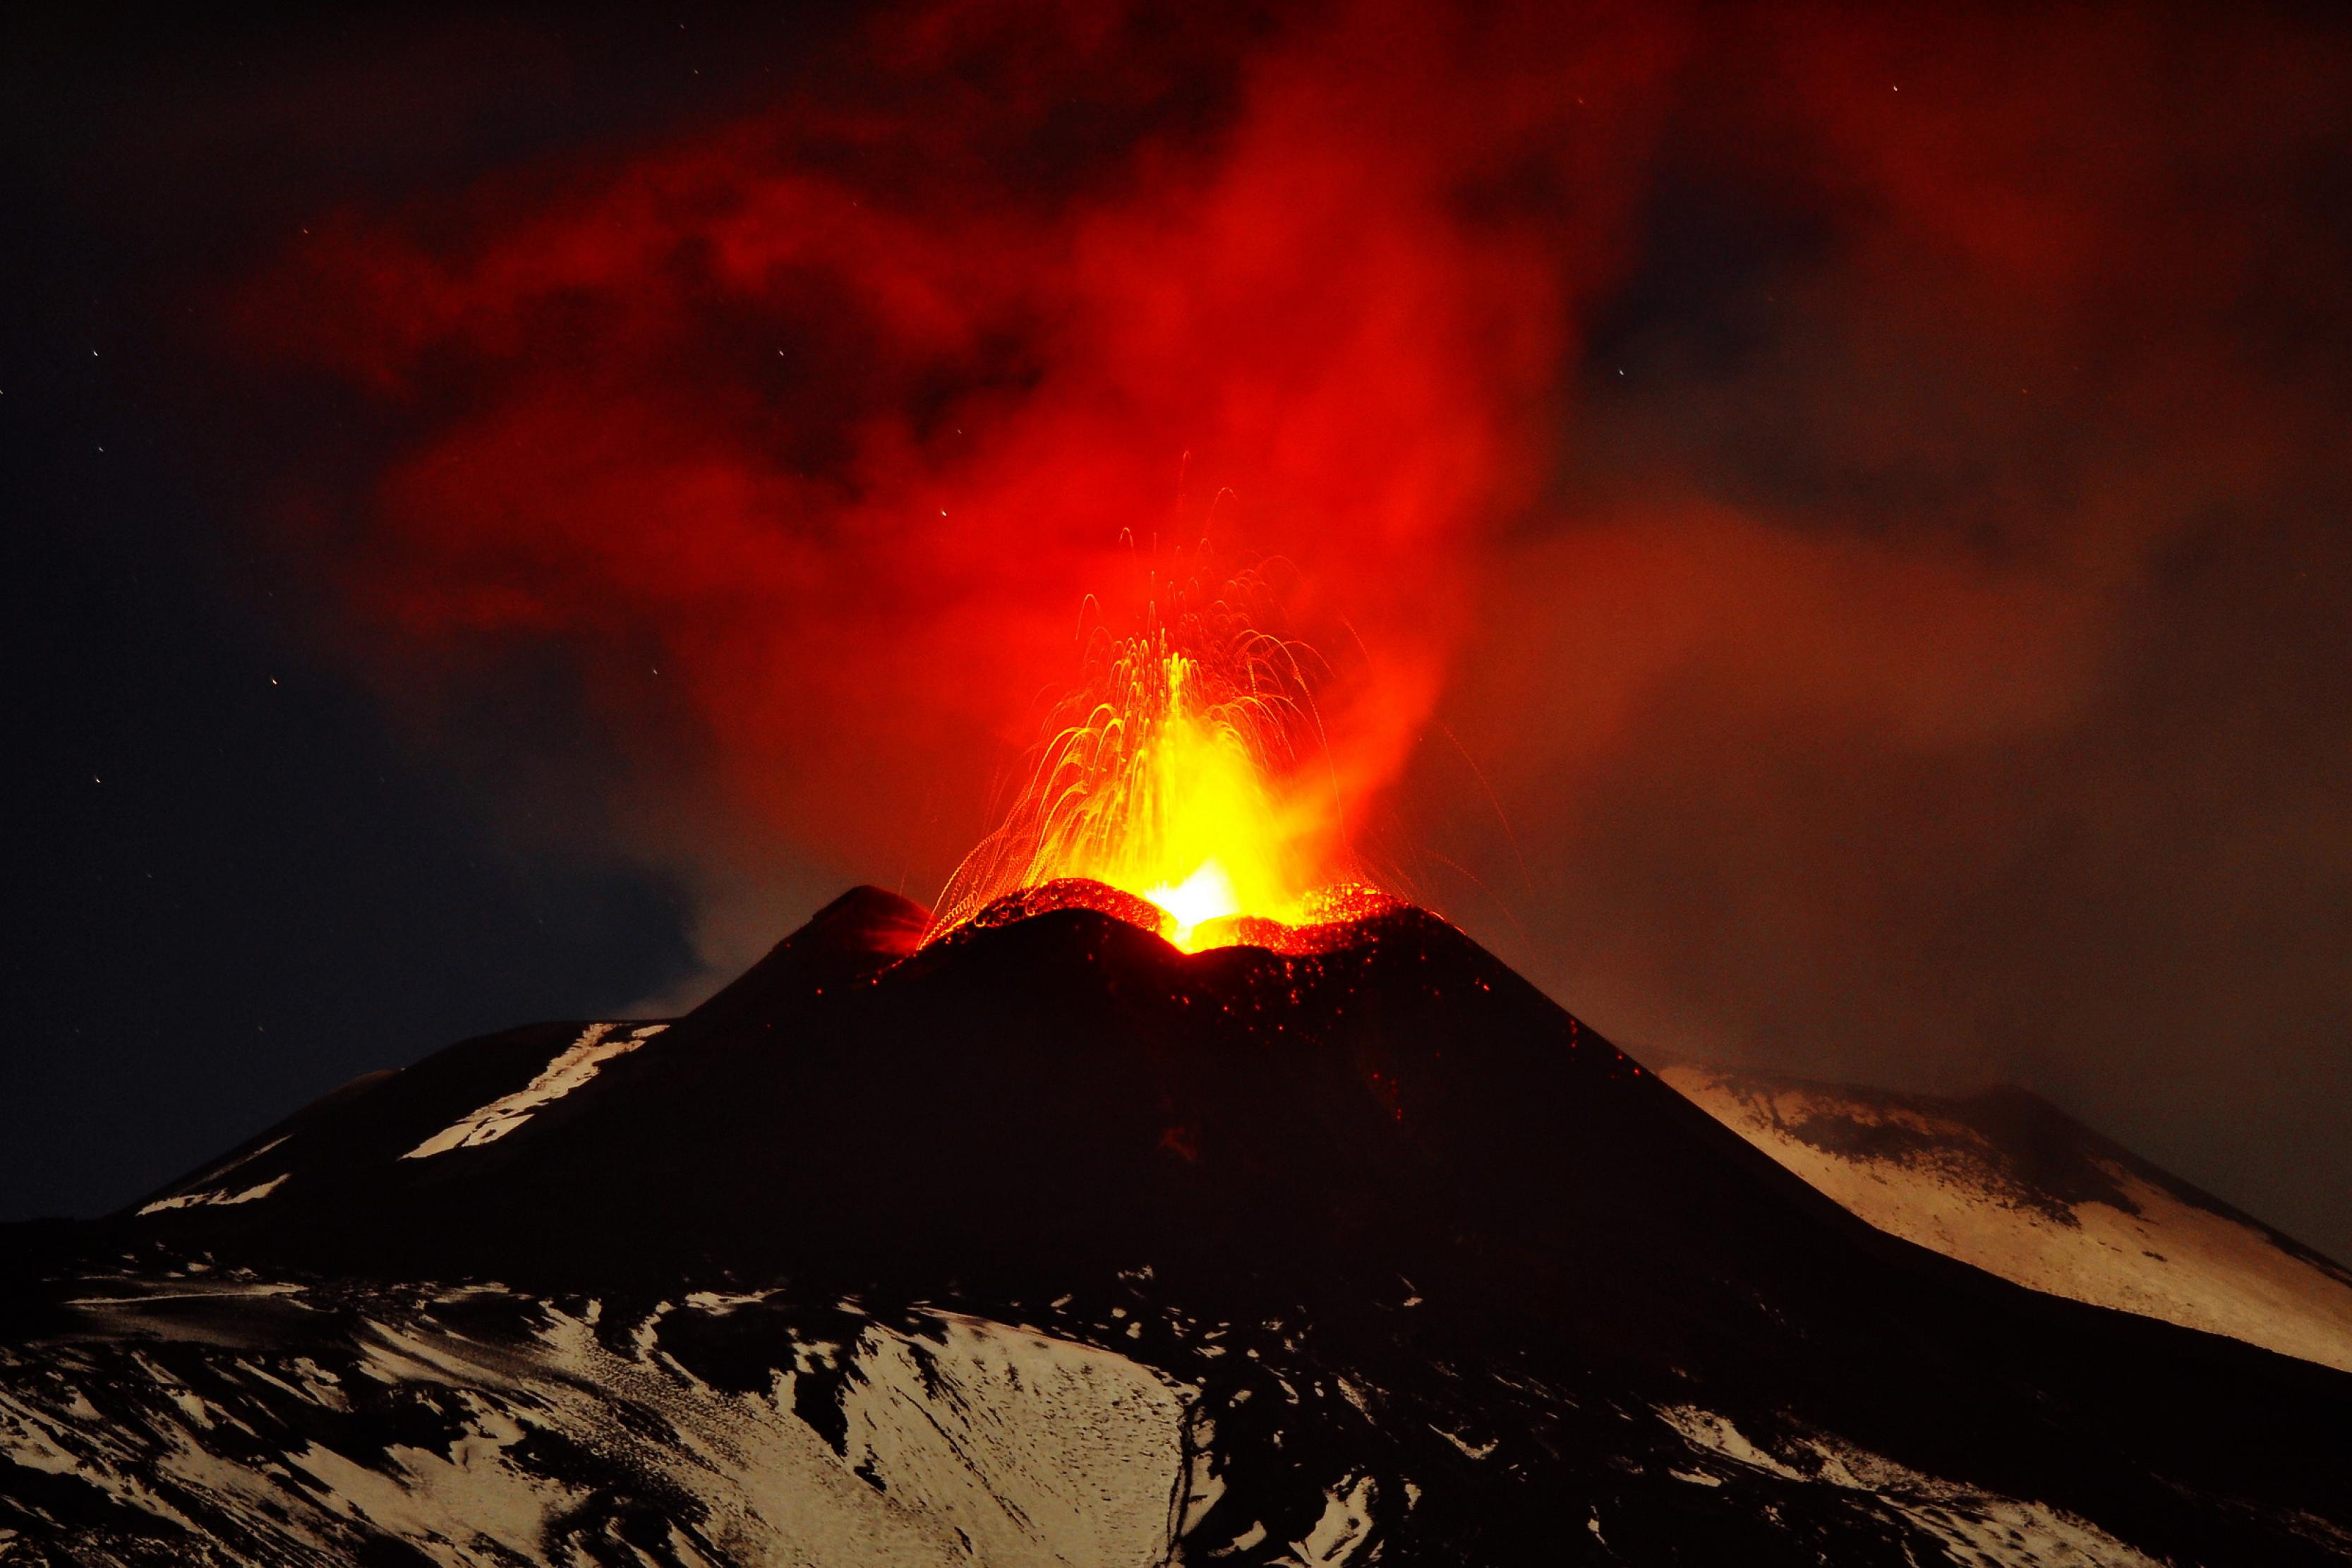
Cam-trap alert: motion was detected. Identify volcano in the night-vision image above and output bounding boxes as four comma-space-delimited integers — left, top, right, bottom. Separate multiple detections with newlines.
3, 888, 2348, 1565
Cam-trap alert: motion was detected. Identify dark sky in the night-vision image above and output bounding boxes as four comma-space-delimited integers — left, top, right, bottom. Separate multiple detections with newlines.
9, 3, 2351, 1260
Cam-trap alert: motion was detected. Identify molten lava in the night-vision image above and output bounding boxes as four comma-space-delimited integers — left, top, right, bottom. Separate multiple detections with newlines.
934, 567, 1375, 951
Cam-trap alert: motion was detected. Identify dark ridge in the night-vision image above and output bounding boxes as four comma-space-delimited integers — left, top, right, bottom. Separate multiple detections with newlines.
119, 1066, 399, 1215
941, 874, 1423, 957
688, 884, 931, 1020
951, 876, 1173, 940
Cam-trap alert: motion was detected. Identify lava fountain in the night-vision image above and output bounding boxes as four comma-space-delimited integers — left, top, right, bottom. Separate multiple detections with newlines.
933, 561, 1390, 951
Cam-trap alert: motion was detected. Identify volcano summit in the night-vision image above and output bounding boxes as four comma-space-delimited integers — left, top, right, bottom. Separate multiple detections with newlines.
2, 888, 2347, 1564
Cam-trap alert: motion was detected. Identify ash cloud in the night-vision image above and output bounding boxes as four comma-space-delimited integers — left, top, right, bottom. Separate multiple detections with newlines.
1416, 5, 2352, 1258
216, 2, 2352, 1255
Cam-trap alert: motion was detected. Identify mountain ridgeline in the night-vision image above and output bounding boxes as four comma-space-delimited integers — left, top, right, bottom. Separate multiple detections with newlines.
2, 887, 2347, 1565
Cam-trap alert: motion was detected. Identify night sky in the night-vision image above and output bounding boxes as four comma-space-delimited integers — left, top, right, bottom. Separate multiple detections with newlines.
9, 4, 2351, 1260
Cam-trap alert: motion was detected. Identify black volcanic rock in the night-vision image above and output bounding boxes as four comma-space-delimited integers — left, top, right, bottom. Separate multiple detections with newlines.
3, 888, 2348, 1565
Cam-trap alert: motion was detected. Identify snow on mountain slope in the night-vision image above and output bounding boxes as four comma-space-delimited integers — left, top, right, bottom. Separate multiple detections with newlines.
1652, 1406, 2162, 1568
0, 1267, 2199, 1568
132, 1140, 292, 1217
1660, 1064, 2352, 1373
406, 1023, 670, 1159
119, 1016, 677, 1227
0, 1277, 1193, 1567
132, 1173, 288, 1215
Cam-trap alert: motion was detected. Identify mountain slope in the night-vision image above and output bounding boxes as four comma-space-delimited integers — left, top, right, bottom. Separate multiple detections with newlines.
1662, 1063, 2352, 1374
3, 887, 2348, 1565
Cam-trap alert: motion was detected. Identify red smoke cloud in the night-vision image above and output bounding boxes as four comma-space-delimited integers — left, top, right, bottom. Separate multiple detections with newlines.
240, 1, 1682, 915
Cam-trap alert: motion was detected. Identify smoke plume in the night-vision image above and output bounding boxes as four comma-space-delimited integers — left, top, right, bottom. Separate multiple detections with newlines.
229, 1, 2352, 1254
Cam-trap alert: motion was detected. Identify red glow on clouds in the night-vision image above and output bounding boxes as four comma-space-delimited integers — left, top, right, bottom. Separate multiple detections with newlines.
233, 0, 2352, 984
240, 2, 1682, 900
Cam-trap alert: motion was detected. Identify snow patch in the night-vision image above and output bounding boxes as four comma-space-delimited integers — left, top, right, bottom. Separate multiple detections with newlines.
1657, 1405, 2164, 1567
136, 1171, 289, 1216
1280, 1475, 1376, 1564
405, 1022, 662, 1158
1431, 1425, 1495, 1459
840, 1312, 1193, 1567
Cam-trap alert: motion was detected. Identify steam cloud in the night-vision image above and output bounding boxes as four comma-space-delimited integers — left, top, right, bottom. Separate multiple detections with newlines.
231, 2, 2352, 1255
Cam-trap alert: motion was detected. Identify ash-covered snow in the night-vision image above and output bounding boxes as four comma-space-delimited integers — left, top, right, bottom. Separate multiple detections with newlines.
1286, 1474, 1377, 1564
0, 1277, 1193, 1567
1653, 1405, 2165, 1568
134, 1172, 290, 1217
1663, 1064, 2352, 1373
405, 1022, 668, 1159
133, 1138, 293, 1217
6, 1260, 2343, 1565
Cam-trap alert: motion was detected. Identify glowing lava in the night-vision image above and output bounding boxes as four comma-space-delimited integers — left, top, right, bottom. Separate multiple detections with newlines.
934, 566, 1358, 951
1148, 860, 1238, 949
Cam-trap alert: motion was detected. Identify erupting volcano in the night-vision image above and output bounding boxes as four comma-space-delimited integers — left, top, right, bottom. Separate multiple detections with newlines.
932, 561, 1394, 953
16, 0, 2352, 1560
6, 573, 2351, 1568
9, 475, 2351, 1568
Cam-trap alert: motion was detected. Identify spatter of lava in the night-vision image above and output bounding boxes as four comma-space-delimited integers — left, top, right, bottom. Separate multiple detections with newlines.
948, 876, 1406, 956
932, 562, 1381, 952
